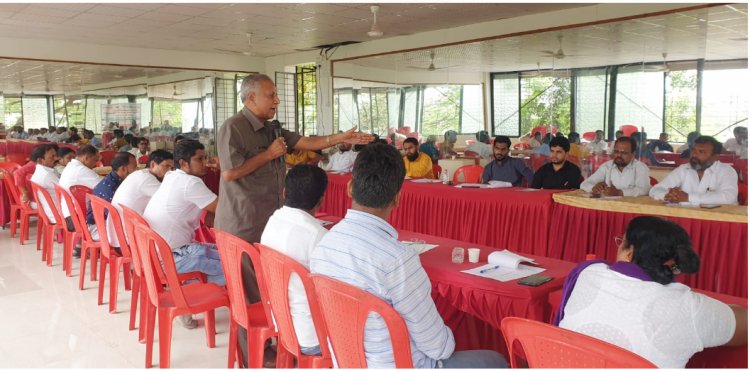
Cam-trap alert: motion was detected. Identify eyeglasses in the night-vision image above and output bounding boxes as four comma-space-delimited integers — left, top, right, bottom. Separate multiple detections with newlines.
612, 150, 632, 156
614, 235, 624, 247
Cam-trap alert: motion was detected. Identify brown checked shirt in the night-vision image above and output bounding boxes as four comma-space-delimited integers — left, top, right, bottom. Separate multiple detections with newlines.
214, 107, 301, 243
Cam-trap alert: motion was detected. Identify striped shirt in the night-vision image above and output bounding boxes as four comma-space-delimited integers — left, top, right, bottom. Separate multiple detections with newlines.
310, 210, 454, 368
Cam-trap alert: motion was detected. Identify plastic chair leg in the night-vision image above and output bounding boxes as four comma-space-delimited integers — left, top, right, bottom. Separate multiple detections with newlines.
36, 221, 42, 250
204, 310, 216, 348
98, 256, 108, 306
158, 310, 174, 368
129, 275, 140, 331
79, 248, 88, 290
9, 208, 18, 238
90, 248, 99, 282
139, 283, 149, 344
247, 329, 265, 368
227, 320, 238, 368
123, 263, 132, 291
20, 213, 31, 244
109, 258, 120, 313
145, 305, 156, 368
63, 232, 73, 276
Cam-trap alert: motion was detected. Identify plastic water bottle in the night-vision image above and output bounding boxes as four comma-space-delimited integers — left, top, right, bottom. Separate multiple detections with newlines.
441, 169, 449, 184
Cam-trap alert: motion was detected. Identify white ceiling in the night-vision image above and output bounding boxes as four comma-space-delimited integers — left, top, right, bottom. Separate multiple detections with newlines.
0, 3, 584, 57
342, 4, 748, 75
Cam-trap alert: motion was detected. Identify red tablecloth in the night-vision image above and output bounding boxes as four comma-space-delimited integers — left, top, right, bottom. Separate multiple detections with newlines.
403, 230, 575, 357
320, 173, 564, 256
548, 202, 748, 297
1, 140, 77, 157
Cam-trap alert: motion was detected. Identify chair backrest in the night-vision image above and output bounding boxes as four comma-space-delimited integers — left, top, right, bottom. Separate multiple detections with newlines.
257, 244, 330, 360
530, 154, 548, 171
138, 155, 149, 164
30, 181, 61, 225
512, 142, 529, 150
589, 153, 611, 174
212, 229, 274, 331
739, 181, 748, 206
134, 221, 193, 309
89, 194, 132, 260
582, 131, 596, 142
69, 185, 93, 217
100, 151, 117, 166
1, 168, 22, 208
120, 205, 150, 279
0, 161, 21, 173
432, 164, 442, 179
54, 184, 91, 242
464, 139, 476, 146
734, 158, 748, 183
452, 164, 483, 184
649, 176, 658, 186
310, 274, 413, 368
618, 125, 639, 137
6, 153, 28, 165
463, 150, 480, 158
501, 317, 656, 368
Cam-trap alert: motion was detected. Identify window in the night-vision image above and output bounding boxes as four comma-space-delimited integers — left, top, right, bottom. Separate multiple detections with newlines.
334, 88, 358, 132
152, 99, 182, 130
3, 96, 22, 128
421, 85, 462, 136
461, 84, 484, 134
613, 66, 664, 139
701, 61, 749, 143
491, 73, 520, 136
21, 96, 49, 129
297, 65, 317, 136
664, 64, 698, 142
575, 69, 609, 137
520, 72, 571, 135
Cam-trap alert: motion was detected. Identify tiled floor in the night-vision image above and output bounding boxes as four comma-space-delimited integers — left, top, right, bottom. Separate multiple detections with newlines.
0, 222, 232, 368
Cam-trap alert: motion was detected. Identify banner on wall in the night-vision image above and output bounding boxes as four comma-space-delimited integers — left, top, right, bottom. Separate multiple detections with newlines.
100, 103, 140, 130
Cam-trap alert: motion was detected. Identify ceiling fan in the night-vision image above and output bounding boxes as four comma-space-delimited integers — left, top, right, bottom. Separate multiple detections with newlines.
406, 50, 448, 71
215, 32, 254, 56
172, 84, 184, 97
643, 52, 670, 72
540, 34, 568, 59
367, 5, 383, 38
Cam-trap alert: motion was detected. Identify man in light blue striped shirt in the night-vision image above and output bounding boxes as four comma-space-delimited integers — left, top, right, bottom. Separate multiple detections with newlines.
311, 143, 506, 368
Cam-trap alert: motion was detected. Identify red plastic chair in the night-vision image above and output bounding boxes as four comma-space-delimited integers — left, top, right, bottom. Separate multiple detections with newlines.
582, 131, 596, 142
649, 176, 658, 186
1, 168, 37, 244
530, 154, 548, 171
89, 195, 134, 313
55, 184, 95, 278
618, 125, 639, 137
464, 139, 476, 146
100, 150, 117, 166
463, 150, 480, 158
257, 244, 333, 368
134, 221, 229, 368
212, 229, 280, 368
513, 142, 530, 150
121, 205, 208, 348
310, 274, 413, 368
452, 165, 483, 184
138, 155, 150, 165
0, 161, 21, 172
734, 158, 748, 183
589, 153, 611, 174
69, 185, 98, 285
29, 182, 65, 266
432, 164, 442, 179
501, 317, 656, 368
5, 153, 28, 165
739, 182, 748, 206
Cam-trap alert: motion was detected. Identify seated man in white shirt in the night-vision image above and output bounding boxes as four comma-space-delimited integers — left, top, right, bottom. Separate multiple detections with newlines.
143, 139, 223, 285
109, 149, 173, 250
326, 140, 357, 172
724, 126, 747, 154
128, 137, 150, 163
581, 137, 650, 197
30, 144, 61, 224
588, 130, 609, 154
650, 136, 738, 205
464, 130, 493, 160
59, 144, 102, 256
260, 164, 328, 356
310, 143, 506, 368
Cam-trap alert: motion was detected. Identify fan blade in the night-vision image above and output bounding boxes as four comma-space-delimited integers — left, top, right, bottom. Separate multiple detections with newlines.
539, 50, 556, 55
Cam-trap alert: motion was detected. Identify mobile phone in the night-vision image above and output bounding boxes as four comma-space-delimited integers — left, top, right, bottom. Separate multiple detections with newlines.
517, 274, 553, 287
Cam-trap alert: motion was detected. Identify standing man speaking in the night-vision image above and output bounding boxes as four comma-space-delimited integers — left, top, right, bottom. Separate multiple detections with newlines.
215, 73, 371, 364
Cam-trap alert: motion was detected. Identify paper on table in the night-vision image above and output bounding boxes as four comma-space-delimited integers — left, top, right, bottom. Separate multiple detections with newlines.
411, 178, 442, 183
454, 183, 490, 188
487, 180, 512, 188
401, 241, 439, 254
487, 250, 538, 269
462, 263, 546, 282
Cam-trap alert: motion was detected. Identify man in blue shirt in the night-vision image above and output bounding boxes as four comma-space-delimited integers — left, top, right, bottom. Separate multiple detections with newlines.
310, 142, 506, 369
86, 152, 137, 243
532, 132, 554, 156
482, 135, 534, 186
419, 135, 439, 163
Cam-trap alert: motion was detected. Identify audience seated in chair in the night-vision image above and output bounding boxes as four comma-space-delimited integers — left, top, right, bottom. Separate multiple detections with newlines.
59, 144, 102, 256
326, 140, 357, 173
464, 130, 493, 160
260, 164, 328, 356
531, 136, 581, 190
30, 144, 61, 225
85, 152, 137, 242
650, 135, 738, 205
482, 135, 533, 186
310, 142, 507, 368
580, 137, 651, 197
402, 137, 434, 179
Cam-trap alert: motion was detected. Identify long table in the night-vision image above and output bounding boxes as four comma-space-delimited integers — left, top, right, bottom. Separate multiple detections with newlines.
550, 190, 748, 297
407, 230, 574, 356
320, 173, 563, 256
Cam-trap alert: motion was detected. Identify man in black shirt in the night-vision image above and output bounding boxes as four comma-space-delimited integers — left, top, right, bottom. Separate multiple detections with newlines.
531, 136, 581, 189
648, 132, 674, 152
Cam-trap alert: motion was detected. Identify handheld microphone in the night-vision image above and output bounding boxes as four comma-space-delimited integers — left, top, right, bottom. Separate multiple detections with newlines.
271, 120, 284, 163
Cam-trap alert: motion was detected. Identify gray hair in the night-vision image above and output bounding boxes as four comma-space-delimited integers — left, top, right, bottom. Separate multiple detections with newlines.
239, 73, 273, 103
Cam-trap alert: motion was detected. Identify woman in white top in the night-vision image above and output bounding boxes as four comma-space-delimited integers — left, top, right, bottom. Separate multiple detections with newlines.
555, 216, 747, 368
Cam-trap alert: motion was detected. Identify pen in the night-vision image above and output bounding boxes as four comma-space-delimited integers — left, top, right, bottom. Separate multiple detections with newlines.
479, 265, 500, 274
